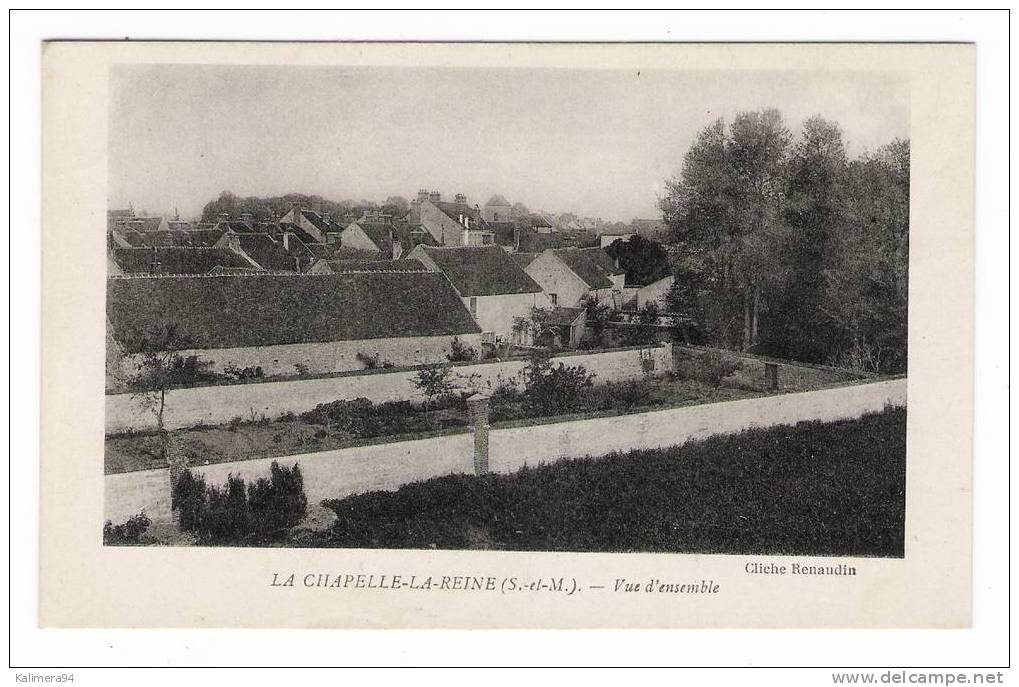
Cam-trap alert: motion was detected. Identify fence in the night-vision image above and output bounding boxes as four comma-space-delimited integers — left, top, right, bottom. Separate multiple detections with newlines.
104, 377, 906, 526
105, 344, 673, 434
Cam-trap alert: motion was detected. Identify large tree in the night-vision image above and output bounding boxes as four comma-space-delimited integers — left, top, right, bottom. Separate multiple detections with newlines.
766, 116, 849, 362
660, 108, 791, 352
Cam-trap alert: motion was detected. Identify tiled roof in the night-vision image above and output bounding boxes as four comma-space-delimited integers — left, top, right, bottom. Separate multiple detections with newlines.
551, 248, 614, 290
527, 214, 553, 228
118, 217, 165, 233
276, 222, 320, 246
577, 247, 624, 276
548, 306, 586, 327
349, 221, 394, 254
511, 252, 539, 268
123, 229, 226, 248
325, 259, 430, 274
434, 201, 489, 229
418, 245, 543, 297
235, 233, 315, 273
106, 272, 482, 352
111, 247, 254, 275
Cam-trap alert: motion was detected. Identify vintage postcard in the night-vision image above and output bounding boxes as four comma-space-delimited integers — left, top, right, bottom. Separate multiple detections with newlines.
39, 41, 973, 628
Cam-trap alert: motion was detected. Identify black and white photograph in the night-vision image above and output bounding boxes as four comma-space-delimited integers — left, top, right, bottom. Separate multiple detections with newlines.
102, 62, 910, 557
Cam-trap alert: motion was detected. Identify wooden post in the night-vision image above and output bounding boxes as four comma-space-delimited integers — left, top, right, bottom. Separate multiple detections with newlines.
466, 393, 491, 476
765, 362, 780, 391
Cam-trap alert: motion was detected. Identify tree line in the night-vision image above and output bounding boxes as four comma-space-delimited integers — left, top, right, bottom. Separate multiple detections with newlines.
660, 108, 909, 374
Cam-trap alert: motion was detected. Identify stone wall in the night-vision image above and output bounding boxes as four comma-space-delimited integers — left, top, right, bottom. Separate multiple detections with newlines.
106, 345, 673, 434
116, 333, 482, 383
104, 377, 906, 526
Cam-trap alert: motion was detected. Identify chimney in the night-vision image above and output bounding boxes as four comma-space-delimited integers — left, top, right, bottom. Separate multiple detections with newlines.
240, 212, 254, 228
514, 226, 521, 252
454, 193, 467, 205
429, 190, 441, 204
283, 232, 290, 251
416, 189, 429, 203
226, 233, 240, 252
291, 204, 302, 223
322, 212, 330, 223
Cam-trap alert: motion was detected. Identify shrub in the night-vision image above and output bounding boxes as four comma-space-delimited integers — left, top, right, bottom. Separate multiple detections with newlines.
103, 512, 152, 546
446, 336, 478, 362
293, 362, 310, 376
172, 469, 209, 533
356, 351, 392, 370
412, 365, 457, 409
172, 462, 308, 545
223, 363, 264, 380
247, 462, 308, 535
521, 352, 595, 415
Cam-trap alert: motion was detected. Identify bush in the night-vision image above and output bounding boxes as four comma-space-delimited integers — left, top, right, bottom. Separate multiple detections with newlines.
446, 336, 478, 362
224, 363, 264, 380
103, 512, 152, 546
172, 462, 308, 545
248, 462, 308, 535
521, 352, 595, 415
356, 351, 392, 370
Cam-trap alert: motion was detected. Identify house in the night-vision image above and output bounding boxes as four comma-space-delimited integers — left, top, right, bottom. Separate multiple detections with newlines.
109, 247, 259, 276
105, 272, 484, 378
308, 258, 429, 275
529, 214, 555, 234
482, 194, 512, 223
410, 190, 495, 247
116, 228, 226, 248
340, 213, 397, 258
278, 206, 343, 244
523, 247, 626, 310
221, 232, 317, 273
631, 218, 671, 241
113, 215, 169, 234
622, 274, 675, 311
599, 228, 636, 248
407, 244, 546, 345
545, 307, 587, 348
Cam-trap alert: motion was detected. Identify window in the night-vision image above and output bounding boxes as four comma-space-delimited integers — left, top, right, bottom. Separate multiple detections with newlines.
482, 234, 493, 245
469, 297, 478, 316
549, 293, 558, 306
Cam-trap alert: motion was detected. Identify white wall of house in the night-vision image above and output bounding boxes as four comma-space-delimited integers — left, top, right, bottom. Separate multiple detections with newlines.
418, 201, 466, 246
600, 233, 634, 248
482, 204, 511, 223
339, 223, 385, 254
636, 275, 675, 309
524, 252, 592, 308
280, 208, 326, 243
117, 333, 483, 381
466, 292, 546, 342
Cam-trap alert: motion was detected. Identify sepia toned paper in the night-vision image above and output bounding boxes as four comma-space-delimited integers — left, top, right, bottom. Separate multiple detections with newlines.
39, 41, 973, 628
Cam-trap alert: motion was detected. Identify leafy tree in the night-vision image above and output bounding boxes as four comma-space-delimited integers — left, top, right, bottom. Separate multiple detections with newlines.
382, 195, 410, 217
412, 365, 457, 409
604, 235, 670, 287
126, 324, 221, 460
660, 109, 791, 353
510, 202, 531, 219
578, 294, 611, 347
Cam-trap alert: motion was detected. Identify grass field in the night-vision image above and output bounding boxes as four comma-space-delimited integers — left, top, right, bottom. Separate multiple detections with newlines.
294, 407, 906, 557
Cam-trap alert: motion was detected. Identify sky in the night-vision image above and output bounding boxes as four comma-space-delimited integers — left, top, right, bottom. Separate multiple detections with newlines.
109, 65, 908, 222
